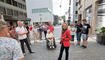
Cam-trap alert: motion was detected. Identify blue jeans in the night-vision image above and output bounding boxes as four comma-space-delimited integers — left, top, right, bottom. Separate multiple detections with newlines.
76, 32, 82, 41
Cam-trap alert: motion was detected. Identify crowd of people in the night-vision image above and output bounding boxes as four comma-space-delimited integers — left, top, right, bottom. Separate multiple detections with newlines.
28, 22, 54, 44
0, 19, 91, 60
57, 19, 91, 60
0, 20, 54, 60
69, 19, 91, 48
7, 21, 54, 44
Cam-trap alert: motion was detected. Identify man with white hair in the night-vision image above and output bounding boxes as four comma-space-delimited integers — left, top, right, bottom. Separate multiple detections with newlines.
0, 21, 24, 60
16, 21, 34, 54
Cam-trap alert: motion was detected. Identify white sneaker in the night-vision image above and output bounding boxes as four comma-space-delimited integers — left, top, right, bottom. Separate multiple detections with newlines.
23, 53, 26, 56
52, 46, 54, 48
50, 46, 52, 48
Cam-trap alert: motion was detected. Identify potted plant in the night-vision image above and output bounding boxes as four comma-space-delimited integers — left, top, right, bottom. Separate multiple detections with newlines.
95, 27, 105, 45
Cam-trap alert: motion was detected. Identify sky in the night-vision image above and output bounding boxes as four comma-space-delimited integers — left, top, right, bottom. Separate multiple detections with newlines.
53, 0, 69, 16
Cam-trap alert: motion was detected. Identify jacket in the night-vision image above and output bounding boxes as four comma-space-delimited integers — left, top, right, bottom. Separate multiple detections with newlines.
61, 29, 72, 47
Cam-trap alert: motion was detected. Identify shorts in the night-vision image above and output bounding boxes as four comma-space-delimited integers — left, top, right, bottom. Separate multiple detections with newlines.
82, 34, 88, 40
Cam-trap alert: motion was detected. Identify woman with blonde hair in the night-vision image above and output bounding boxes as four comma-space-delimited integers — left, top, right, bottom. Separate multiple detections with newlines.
57, 23, 72, 60
32, 25, 38, 43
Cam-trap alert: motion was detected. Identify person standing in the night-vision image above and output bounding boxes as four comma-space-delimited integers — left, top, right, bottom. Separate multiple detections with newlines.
32, 25, 38, 43
81, 19, 91, 48
25, 24, 31, 45
0, 21, 24, 60
37, 24, 42, 40
29, 25, 34, 41
9, 26, 17, 39
47, 22, 54, 33
57, 23, 72, 60
76, 20, 83, 46
43, 23, 48, 39
16, 21, 34, 55
69, 24, 76, 45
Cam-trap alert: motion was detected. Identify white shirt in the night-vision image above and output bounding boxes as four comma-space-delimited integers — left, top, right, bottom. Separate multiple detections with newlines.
69, 27, 76, 35
32, 28, 37, 34
46, 32, 54, 38
16, 26, 27, 40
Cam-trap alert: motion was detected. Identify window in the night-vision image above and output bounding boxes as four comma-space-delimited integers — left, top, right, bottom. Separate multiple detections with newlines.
13, 10, 18, 16
6, 0, 12, 5
102, 0, 105, 3
22, 0, 25, 2
0, 7, 6, 14
24, 5, 26, 9
0, 0, 4, 2
18, 12, 23, 17
98, 0, 105, 14
76, 2, 78, 6
17, 3, 22, 9
86, 7, 92, 24
23, 13, 27, 17
20, 4, 22, 8
17, 3, 20, 8
32, 8, 51, 13
7, 9, 13, 16
13, 0, 17, 6
22, 5, 26, 10
75, 11, 78, 14
22, 5, 24, 9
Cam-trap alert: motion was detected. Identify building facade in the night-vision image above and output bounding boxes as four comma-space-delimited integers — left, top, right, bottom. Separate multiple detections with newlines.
53, 15, 59, 26
77, 0, 102, 34
65, 0, 78, 25
0, 0, 30, 26
97, 0, 105, 29
70, 0, 78, 24
26, 0, 54, 25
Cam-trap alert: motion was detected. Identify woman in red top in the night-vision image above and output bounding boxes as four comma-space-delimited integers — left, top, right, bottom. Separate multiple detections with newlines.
29, 25, 33, 31
58, 23, 71, 60
9, 26, 17, 39
47, 22, 54, 33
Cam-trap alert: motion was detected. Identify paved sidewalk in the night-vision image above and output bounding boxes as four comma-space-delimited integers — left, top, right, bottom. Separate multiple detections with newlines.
23, 35, 105, 60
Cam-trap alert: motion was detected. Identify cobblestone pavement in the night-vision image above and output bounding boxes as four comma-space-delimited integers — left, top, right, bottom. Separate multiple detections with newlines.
23, 26, 105, 60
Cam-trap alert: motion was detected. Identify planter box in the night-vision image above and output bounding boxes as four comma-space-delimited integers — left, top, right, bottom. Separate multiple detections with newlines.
102, 36, 105, 45
96, 34, 105, 45
97, 34, 103, 44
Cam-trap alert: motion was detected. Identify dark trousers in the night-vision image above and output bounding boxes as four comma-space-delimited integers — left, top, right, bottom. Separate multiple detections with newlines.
20, 38, 32, 53
71, 35, 75, 41
58, 44, 69, 60
44, 31, 47, 39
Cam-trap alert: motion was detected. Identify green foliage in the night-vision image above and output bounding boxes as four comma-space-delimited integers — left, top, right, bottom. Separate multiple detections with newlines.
95, 27, 105, 36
